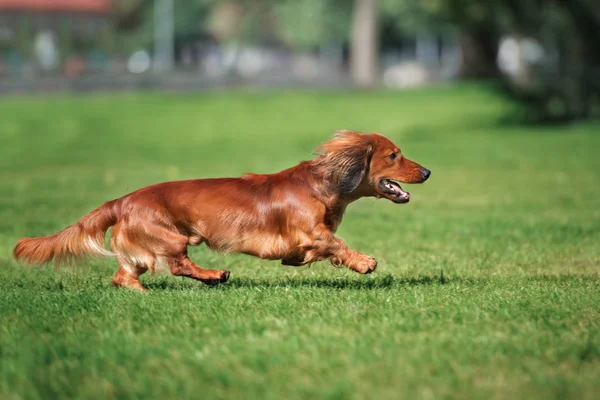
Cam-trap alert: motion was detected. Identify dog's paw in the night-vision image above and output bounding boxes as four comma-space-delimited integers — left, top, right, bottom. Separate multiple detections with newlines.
354, 256, 377, 274
201, 270, 230, 286
219, 270, 231, 283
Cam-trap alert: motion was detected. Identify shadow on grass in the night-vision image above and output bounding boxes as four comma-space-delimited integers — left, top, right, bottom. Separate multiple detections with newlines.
12, 272, 590, 293
229, 274, 443, 289
143, 273, 468, 291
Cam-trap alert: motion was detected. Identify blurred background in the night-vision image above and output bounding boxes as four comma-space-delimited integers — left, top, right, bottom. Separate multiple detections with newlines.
0, 0, 598, 122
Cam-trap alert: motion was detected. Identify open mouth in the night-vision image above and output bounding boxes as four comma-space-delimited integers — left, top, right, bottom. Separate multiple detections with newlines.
378, 179, 410, 203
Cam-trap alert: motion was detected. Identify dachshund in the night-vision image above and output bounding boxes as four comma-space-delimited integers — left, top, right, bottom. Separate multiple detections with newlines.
13, 130, 431, 291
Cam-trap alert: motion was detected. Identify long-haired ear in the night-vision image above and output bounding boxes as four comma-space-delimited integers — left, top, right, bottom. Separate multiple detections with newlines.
315, 130, 373, 195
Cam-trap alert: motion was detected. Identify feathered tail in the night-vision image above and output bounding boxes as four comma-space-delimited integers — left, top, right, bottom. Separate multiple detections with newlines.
13, 200, 119, 266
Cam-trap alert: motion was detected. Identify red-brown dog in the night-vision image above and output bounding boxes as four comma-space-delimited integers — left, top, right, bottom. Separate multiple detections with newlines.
14, 131, 430, 290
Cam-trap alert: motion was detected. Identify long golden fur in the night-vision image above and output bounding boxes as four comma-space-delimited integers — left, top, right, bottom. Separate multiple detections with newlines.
14, 131, 431, 290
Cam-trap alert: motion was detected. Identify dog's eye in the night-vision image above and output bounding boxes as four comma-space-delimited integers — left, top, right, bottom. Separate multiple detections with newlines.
389, 153, 397, 160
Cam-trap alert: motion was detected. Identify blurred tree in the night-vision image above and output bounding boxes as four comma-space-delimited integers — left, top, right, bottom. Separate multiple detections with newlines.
381, 0, 599, 121
382, 0, 443, 35
351, 0, 380, 87
273, 0, 350, 50
115, 0, 217, 54
111, 0, 599, 121
496, 0, 600, 121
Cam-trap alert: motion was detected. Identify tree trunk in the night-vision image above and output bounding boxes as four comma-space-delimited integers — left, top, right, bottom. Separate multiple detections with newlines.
459, 26, 500, 79
557, 0, 600, 118
350, 0, 380, 87
154, 0, 174, 73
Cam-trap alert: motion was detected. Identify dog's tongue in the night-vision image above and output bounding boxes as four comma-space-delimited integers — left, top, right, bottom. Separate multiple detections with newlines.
386, 180, 410, 200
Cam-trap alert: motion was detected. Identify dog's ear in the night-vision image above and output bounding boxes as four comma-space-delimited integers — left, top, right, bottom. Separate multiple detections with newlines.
315, 130, 373, 195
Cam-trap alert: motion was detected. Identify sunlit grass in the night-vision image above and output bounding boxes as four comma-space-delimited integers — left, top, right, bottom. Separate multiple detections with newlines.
1, 84, 599, 399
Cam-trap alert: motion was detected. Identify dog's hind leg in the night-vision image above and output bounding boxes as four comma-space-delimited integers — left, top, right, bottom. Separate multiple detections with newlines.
112, 260, 148, 292
110, 217, 229, 288
109, 222, 154, 291
167, 253, 230, 286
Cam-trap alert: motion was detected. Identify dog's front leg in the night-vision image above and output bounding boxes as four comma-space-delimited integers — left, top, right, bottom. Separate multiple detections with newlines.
328, 238, 377, 274
306, 227, 377, 274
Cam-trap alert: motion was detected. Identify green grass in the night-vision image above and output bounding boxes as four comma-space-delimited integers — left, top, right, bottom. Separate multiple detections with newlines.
1, 84, 599, 399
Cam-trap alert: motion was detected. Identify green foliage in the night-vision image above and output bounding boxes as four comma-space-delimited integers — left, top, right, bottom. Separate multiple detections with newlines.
381, 0, 451, 35
274, 0, 351, 49
114, 0, 217, 53
1, 85, 599, 399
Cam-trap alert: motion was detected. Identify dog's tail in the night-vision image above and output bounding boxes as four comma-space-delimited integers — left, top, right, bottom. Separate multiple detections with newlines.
13, 200, 120, 266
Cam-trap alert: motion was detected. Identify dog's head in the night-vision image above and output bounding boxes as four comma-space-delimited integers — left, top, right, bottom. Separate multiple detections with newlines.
315, 130, 430, 203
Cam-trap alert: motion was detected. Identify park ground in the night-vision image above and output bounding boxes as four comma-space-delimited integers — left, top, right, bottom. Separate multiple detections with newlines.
0, 84, 599, 399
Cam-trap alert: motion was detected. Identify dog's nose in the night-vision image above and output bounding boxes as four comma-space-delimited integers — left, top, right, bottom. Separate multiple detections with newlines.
421, 168, 431, 181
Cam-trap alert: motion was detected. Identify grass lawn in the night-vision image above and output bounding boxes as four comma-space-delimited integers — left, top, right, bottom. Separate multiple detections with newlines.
0, 84, 599, 399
